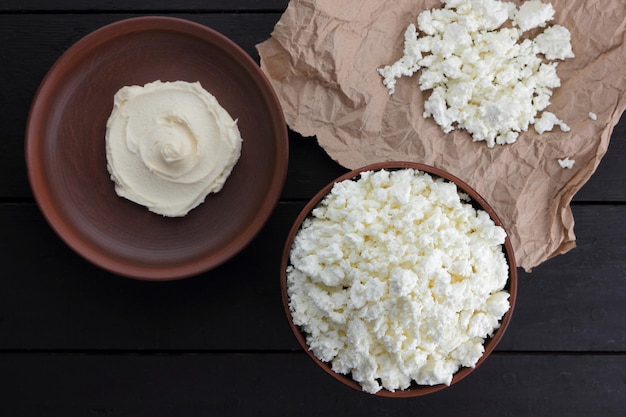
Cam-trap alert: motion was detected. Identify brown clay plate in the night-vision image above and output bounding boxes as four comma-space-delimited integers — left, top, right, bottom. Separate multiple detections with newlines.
281, 161, 517, 397
25, 16, 288, 280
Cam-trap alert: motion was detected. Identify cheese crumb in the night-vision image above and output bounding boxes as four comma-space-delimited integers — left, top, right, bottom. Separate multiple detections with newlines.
534, 25, 575, 60
558, 157, 575, 169
534, 111, 570, 134
287, 169, 510, 394
513, 0, 555, 32
589, 112, 598, 121
377, 0, 574, 147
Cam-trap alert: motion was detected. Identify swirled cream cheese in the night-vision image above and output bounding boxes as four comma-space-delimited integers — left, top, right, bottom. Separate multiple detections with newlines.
105, 80, 242, 217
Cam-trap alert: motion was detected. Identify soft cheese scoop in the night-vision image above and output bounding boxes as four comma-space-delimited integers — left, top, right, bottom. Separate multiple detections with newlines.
106, 80, 242, 217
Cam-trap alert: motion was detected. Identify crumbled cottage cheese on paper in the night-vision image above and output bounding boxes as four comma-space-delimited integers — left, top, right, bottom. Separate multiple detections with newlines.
286, 169, 510, 394
378, 0, 575, 147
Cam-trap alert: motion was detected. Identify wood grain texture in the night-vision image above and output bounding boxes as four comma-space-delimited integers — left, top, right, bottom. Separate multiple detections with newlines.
0, 203, 624, 352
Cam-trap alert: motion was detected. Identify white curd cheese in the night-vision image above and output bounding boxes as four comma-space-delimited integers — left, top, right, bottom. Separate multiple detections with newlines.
533, 25, 575, 60
286, 169, 510, 394
106, 80, 242, 217
377, 0, 575, 147
534, 111, 570, 134
513, 0, 555, 32
558, 157, 575, 169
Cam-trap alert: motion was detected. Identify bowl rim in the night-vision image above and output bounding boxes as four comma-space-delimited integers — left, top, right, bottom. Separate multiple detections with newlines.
280, 161, 517, 397
25, 16, 289, 280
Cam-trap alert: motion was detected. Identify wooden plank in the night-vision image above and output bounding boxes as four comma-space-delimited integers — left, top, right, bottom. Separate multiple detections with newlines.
0, 203, 624, 352
500, 204, 626, 352
575, 112, 626, 202
0, 352, 624, 416
0, 202, 302, 351
0, 0, 289, 11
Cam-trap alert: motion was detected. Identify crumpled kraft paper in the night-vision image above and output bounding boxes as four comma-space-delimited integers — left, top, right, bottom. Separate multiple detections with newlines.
257, 0, 626, 272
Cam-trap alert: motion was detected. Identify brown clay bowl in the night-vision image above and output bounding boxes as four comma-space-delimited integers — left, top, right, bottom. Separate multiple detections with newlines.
25, 16, 288, 280
280, 161, 517, 397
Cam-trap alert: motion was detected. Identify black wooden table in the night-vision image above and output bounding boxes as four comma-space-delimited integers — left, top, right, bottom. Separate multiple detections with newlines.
1, 1, 625, 416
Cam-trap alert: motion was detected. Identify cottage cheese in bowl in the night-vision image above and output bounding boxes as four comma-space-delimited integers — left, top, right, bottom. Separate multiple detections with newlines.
282, 163, 516, 396
106, 80, 243, 217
